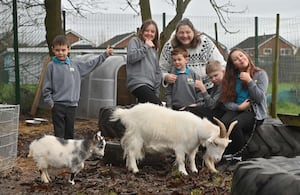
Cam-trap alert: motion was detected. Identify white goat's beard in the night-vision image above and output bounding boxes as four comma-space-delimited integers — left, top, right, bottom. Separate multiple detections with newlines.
203, 154, 218, 173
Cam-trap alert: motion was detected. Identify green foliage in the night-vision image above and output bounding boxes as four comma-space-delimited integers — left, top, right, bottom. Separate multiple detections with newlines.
267, 82, 300, 115
191, 188, 204, 195
268, 82, 300, 93
0, 83, 15, 104
0, 83, 37, 114
277, 102, 300, 115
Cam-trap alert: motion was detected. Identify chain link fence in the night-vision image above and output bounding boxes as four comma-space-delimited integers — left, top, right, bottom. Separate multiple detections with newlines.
0, 13, 299, 113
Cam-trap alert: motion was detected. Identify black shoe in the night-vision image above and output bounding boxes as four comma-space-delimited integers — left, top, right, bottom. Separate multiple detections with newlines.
217, 154, 242, 171
223, 154, 242, 162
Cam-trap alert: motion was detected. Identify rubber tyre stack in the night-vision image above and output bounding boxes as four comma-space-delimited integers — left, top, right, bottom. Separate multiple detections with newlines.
243, 124, 300, 159
98, 106, 125, 138
231, 156, 300, 195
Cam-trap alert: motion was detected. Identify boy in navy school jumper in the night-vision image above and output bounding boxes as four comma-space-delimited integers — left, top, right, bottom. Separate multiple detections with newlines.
42, 35, 113, 139
185, 60, 226, 122
165, 47, 202, 110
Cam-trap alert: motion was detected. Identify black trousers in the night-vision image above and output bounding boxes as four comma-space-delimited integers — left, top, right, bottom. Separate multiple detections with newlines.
221, 110, 263, 155
51, 103, 76, 139
184, 104, 226, 124
131, 85, 162, 105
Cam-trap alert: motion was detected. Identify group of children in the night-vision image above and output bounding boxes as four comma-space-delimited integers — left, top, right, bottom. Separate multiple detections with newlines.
126, 19, 227, 123
43, 18, 268, 159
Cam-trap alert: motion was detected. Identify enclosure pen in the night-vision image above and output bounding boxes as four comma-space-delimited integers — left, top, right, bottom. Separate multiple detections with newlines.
0, 104, 20, 172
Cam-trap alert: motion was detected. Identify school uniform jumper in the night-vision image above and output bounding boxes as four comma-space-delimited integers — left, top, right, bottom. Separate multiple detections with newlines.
43, 53, 109, 139
126, 37, 162, 104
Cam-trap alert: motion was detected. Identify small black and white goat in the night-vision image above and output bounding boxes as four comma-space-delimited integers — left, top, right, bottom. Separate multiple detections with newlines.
110, 103, 237, 175
28, 131, 106, 185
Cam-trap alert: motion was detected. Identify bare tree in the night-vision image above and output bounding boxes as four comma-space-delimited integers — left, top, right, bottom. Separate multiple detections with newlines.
0, 0, 246, 55
0, 0, 107, 55
210, 0, 247, 33
44, 0, 63, 56
125, 0, 246, 51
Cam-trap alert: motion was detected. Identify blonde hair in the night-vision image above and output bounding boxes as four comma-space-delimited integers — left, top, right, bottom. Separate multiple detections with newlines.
206, 60, 222, 75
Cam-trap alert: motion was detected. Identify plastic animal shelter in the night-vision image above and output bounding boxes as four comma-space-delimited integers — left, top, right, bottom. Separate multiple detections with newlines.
77, 55, 136, 119
0, 104, 19, 172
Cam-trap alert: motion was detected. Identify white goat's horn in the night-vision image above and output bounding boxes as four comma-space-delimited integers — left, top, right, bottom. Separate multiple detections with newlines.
227, 120, 238, 137
213, 117, 226, 138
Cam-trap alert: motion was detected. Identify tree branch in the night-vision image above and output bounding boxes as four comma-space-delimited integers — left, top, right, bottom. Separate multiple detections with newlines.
210, 0, 247, 34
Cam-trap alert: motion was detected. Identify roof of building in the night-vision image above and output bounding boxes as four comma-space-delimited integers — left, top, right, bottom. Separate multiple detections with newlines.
98, 32, 136, 48
232, 34, 296, 49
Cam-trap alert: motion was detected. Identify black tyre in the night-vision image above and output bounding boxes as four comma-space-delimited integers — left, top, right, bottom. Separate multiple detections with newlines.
98, 106, 125, 138
231, 156, 300, 195
243, 123, 300, 159
103, 141, 125, 166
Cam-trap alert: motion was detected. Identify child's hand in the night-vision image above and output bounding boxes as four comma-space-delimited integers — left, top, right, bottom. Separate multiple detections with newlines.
240, 71, 251, 83
145, 39, 155, 48
106, 45, 114, 56
195, 79, 206, 92
165, 73, 177, 84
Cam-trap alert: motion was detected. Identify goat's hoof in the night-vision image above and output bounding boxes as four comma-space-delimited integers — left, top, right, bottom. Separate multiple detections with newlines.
132, 169, 139, 174
191, 169, 198, 173
128, 166, 139, 173
179, 171, 188, 175
68, 179, 75, 185
42, 179, 49, 184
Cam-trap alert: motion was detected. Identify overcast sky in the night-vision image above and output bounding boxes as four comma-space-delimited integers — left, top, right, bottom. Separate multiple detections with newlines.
103, 0, 300, 18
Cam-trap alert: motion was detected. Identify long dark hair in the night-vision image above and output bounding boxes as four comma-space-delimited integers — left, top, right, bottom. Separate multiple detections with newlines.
171, 18, 201, 49
137, 19, 160, 50
221, 48, 262, 102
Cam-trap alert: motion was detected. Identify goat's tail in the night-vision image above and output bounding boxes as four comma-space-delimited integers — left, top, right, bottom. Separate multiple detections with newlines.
110, 107, 127, 122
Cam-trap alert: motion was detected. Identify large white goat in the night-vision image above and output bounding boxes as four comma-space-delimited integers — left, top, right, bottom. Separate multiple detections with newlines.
28, 131, 106, 185
110, 103, 237, 175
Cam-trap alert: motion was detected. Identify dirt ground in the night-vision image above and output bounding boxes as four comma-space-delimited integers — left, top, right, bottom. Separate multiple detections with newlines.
0, 115, 234, 195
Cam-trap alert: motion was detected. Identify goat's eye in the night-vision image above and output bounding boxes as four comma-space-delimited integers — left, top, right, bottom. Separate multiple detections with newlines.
213, 142, 218, 147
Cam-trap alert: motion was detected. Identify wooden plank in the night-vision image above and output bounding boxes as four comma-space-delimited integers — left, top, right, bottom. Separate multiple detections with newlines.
30, 55, 51, 116
277, 113, 300, 127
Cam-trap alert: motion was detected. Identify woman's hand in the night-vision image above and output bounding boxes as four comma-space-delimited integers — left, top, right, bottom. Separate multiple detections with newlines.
238, 99, 251, 111
165, 73, 177, 84
240, 71, 252, 83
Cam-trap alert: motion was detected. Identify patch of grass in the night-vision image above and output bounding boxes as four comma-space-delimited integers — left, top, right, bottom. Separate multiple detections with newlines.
0, 83, 37, 114
268, 82, 300, 115
277, 102, 300, 115
268, 82, 300, 93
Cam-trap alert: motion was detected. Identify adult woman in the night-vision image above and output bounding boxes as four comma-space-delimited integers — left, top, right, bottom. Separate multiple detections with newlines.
126, 19, 162, 105
220, 48, 268, 156
159, 18, 226, 91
